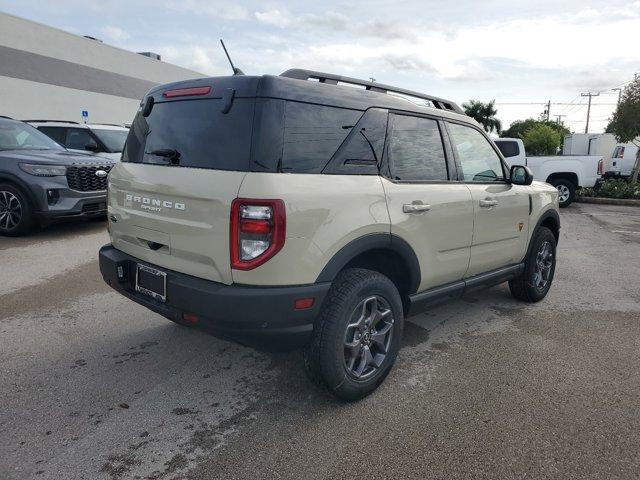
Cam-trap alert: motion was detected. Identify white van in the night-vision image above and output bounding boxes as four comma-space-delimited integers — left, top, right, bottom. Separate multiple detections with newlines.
605, 144, 639, 179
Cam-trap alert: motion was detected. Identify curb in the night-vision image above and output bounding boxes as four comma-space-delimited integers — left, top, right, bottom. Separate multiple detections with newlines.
575, 196, 640, 207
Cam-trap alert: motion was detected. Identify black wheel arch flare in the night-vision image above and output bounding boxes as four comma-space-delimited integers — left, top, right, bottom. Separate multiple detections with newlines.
315, 233, 421, 294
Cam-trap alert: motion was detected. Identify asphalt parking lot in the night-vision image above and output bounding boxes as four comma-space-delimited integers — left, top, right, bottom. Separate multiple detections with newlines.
1, 202, 639, 480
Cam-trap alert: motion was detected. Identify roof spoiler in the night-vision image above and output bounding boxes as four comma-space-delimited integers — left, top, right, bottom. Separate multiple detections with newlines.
280, 68, 464, 114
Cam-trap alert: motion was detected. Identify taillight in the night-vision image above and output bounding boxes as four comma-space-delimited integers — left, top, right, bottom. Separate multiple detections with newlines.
598, 159, 604, 175
230, 198, 286, 270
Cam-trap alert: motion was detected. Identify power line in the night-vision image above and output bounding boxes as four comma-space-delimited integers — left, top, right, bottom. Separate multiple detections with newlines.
494, 102, 616, 105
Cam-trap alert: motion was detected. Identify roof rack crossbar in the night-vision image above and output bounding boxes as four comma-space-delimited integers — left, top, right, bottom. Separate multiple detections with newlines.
22, 119, 80, 124
280, 69, 464, 114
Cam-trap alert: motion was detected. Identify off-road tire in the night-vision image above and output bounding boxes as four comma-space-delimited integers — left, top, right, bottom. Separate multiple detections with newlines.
550, 179, 575, 208
0, 183, 35, 236
509, 226, 556, 302
303, 268, 404, 401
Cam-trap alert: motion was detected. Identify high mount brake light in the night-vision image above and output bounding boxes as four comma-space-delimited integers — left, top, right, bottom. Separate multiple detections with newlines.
162, 86, 212, 98
230, 199, 286, 270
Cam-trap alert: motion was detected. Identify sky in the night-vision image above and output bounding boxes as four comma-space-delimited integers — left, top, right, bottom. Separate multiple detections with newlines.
1, 0, 638, 133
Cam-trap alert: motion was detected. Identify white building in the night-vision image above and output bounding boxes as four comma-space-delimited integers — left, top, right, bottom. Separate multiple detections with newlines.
0, 12, 202, 124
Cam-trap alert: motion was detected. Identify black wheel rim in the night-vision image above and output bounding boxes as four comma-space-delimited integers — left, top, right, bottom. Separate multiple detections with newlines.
0, 190, 22, 231
343, 295, 394, 380
533, 240, 554, 290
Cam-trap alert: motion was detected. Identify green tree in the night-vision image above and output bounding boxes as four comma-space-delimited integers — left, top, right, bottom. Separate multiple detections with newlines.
606, 73, 640, 182
463, 99, 502, 134
522, 124, 562, 155
501, 118, 570, 140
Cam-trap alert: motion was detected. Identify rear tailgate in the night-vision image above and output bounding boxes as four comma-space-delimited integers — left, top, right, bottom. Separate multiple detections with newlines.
108, 163, 245, 284
107, 77, 259, 285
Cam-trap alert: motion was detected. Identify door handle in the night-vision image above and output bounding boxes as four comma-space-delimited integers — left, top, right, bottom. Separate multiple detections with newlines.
403, 203, 431, 213
479, 199, 499, 208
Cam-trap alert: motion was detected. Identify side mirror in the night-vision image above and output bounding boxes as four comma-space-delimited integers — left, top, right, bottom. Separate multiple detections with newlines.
84, 140, 99, 152
510, 165, 533, 185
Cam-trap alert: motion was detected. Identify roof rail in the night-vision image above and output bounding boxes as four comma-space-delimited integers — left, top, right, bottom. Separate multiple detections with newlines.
22, 119, 80, 124
0, 115, 14, 120
280, 68, 464, 114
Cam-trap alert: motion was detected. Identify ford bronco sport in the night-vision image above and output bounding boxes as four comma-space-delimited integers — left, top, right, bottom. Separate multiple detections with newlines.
99, 70, 560, 401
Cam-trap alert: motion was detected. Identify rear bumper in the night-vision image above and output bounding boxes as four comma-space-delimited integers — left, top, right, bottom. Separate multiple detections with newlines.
99, 244, 330, 349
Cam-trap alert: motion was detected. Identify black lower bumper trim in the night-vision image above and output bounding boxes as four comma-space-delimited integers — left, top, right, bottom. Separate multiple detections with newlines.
99, 244, 330, 349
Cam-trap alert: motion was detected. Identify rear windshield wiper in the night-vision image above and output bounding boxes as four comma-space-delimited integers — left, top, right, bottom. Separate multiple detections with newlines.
146, 148, 181, 165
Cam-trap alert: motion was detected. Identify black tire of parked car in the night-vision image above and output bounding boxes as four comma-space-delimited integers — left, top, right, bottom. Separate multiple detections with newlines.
0, 183, 35, 236
550, 179, 575, 208
509, 226, 557, 302
304, 268, 404, 401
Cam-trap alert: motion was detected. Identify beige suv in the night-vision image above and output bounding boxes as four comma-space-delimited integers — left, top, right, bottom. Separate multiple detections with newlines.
99, 70, 560, 400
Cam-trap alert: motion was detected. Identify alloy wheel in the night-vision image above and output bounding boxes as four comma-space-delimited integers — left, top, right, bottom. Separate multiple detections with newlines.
556, 185, 570, 203
0, 190, 22, 231
533, 240, 554, 290
343, 295, 394, 379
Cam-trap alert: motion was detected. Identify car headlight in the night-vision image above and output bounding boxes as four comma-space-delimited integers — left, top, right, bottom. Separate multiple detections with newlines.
19, 164, 67, 176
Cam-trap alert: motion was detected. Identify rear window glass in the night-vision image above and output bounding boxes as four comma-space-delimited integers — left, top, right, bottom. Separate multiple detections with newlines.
495, 140, 520, 158
122, 98, 254, 170
281, 102, 362, 173
387, 114, 448, 181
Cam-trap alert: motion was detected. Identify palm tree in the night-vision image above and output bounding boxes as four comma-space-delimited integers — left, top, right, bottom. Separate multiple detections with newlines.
462, 99, 502, 134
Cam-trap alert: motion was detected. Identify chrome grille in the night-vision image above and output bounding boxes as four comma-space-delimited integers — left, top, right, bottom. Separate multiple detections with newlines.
66, 164, 112, 192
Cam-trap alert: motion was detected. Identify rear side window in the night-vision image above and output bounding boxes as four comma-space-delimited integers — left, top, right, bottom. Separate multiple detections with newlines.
387, 114, 448, 181
323, 108, 388, 175
123, 98, 254, 171
448, 123, 505, 182
495, 140, 520, 158
281, 102, 361, 173
38, 127, 67, 145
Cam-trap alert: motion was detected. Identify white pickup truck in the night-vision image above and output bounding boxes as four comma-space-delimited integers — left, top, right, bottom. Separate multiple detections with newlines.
494, 138, 602, 207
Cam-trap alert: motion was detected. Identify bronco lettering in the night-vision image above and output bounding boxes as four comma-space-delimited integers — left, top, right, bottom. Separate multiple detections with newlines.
125, 193, 186, 211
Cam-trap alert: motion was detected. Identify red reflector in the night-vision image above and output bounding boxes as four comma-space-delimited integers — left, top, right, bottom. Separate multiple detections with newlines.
182, 313, 199, 323
240, 219, 271, 235
163, 86, 211, 98
294, 298, 315, 310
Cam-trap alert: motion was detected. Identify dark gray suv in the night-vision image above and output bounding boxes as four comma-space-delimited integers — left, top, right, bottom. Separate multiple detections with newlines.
0, 117, 115, 236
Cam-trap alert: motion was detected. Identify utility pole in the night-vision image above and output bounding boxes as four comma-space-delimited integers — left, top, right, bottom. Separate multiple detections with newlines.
612, 87, 622, 106
555, 114, 566, 125
581, 92, 600, 133
541, 100, 551, 121
545, 100, 551, 121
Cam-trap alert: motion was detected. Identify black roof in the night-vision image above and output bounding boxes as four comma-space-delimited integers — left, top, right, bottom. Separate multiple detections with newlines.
144, 69, 467, 120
